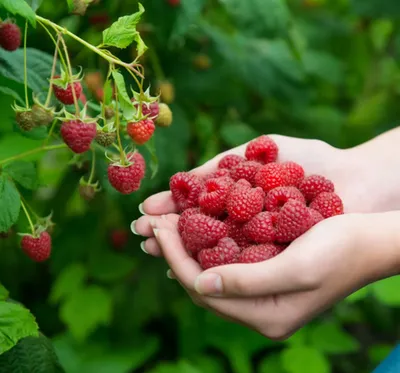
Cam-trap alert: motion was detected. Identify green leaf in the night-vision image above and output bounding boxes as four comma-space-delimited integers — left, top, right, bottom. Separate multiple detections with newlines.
49, 263, 87, 305
0, 284, 9, 301
0, 0, 36, 27
0, 334, 65, 373
111, 70, 135, 119
220, 121, 259, 147
372, 276, 400, 306
0, 300, 39, 355
368, 344, 393, 365
60, 285, 113, 342
66, 0, 73, 12
0, 86, 24, 105
4, 161, 38, 190
281, 346, 330, 373
26, 0, 44, 11
102, 3, 147, 55
309, 322, 360, 354
259, 354, 285, 373
103, 79, 113, 106
144, 137, 159, 179
0, 134, 43, 161
12, 121, 49, 140
0, 175, 21, 233
351, 0, 400, 18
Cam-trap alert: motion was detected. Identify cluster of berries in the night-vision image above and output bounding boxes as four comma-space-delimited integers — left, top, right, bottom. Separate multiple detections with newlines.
169, 136, 344, 269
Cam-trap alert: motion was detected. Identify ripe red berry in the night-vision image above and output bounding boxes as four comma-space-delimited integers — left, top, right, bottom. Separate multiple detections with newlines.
178, 207, 201, 235
275, 200, 313, 243
254, 163, 287, 192
230, 161, 262, 185
239, 243, 283, 264
243, 212, 276, 243
265, 186, 306, 212
224, 216, 250, 249
0, 22, 21, 51
245, 135, 278, 164
184, 214, 228, 253
218, 154, 246, 170
309, 192, 344, 218
198, 238, 241, 270
21, 232, 52, 262
110, 229, 129, 250
282, 161, 305, 187
226, 182, 264, 222
204, 168, 231, 181
298, 175, 335, 202
199, 176, 234, 216
127, 119, 155, 145
309, 208, 324, 226
108, 152, 146, 194
53, 76, 83, 105
170, 172, 203, 211
133, 101, 160, 120
60, 120, 97, 154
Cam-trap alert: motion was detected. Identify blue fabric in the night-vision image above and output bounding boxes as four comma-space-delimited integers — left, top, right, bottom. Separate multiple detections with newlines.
372, 345, 400, 373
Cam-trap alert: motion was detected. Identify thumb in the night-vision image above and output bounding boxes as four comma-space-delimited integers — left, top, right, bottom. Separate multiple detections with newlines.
194, 252, 315, 297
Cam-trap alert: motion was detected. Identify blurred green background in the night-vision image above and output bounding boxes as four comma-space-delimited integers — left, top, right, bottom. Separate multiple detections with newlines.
0, 0, 400, 372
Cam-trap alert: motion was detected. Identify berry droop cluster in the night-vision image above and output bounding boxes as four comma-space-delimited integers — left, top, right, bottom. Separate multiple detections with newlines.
169, 135, 344, 270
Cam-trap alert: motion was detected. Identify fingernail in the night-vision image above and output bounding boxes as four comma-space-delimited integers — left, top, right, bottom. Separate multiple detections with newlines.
150, 218, 157, 228
138, 203, 145, 215
166, 269, 175, 279
153, 228, 159, 238
140, 241, 148, 254
194, 273, 223, 295
130, 220, 138, 235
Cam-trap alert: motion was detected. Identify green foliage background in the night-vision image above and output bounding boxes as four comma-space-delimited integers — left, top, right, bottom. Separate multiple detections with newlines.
0, 0, 400, 372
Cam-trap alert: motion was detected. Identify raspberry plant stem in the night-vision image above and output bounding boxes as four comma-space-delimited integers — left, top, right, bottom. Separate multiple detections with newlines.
45, 35, 61, 108
20, 199, 35, 235
23, 21, 29, 109
113, 82, 126, 165
88, 149, 96, 184
43, 120, 57, 146
0, 144, 67, 166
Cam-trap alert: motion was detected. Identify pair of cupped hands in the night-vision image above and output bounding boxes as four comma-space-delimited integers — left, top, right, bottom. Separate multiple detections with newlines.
133, 134, 400, 340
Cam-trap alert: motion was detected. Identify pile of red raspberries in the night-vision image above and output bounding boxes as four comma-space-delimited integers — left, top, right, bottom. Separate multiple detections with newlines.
169, 136, 344, 269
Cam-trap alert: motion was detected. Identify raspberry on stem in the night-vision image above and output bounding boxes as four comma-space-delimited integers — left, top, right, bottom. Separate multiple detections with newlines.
127, 119, 155, 145
0, 22, 21, 51
60, 120, 97, 154
21, 231, 52, 262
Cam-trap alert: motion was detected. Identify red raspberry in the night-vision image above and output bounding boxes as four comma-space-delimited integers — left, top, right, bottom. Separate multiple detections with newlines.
133, 101, 160, 120
204, 169, 231, 181
226, 183, 264, 222
167, 0, 180, 6
275, 200, 313, 243
265, 186, 306, 212
309, 192, 343, 218
21, 232, 52, 262
230, 161, 262, 185
243, 212, 276, 243
224, 216, 249, 248
170, 172, 203, 211
255, 163, 287, 192
110, 229, 129, 250
108, 152, 146, 194
198, 238, 241, 269
60, 120, 97, 154
178, 207, 200, 235
199, 176, 233, 216
218, 154, 245, 170
127, 119, 155, 145
245, 135, 278, 164
184, 214, 228, 253
53, 76, 83, 105
0, 22, 21, 51
309, 208, 324, 226
282, 162, 304, 186
298, 175, 334, 202
239, 243, 283, 264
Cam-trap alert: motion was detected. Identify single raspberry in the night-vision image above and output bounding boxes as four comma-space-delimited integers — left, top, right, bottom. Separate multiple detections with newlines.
230, 161, 262, 185
32, 105, 54, 126
60, 120, 97, 154
198, 238, 241, 270
108, 152, 146, 194
218, 154, 246, 170
234, 179, 252, 189
282, 162, 305, 187
245, 135, 278, 164
239, 243, 283, 264
155, 103, 173, 127
255, 163, 287, 192
265, 186, 306, 212
53, 76, 83, 105
309, 208, 324, 226
184, 214, 228, 253
0, 22, 21, 51
204, 169, 231, 181
133, 101, 160, 120
170, 172, 203, 211
16, 110, 35, 131
275, 200, 313, 243
298, 175, 335, 202
309, 192, 344, 218
127, 119, 155, 145
21, 232, 52, 262
243, 212, 276, 243
178, 207, 201, 235
110, 229, 129, 251
199, 176, 233, 216
226, 183, 264, 222
224, 216, 249, 248
95, 130, 116, 147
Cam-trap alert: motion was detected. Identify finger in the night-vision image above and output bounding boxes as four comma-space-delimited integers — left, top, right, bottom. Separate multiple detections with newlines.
141, 191, 178, 215
193, 249, 317, 297
132, 214, 180, 237
141, 238, 163, 257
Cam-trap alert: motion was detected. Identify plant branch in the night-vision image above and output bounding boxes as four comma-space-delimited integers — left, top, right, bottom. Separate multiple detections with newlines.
23, 21, 29, 108
45, 35, 61, 108
20, 199, 35, 235
0, 144, 67, 166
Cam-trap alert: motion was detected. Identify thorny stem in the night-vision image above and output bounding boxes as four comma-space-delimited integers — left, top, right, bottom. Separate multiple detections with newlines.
45, 35, 61, 108
88, 149, 96, 184
23, 21, 29, 109
20, 199, 35, 236
0, 144, 67, 166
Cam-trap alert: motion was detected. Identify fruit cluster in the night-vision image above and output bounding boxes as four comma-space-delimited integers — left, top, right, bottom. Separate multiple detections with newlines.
169, 136, 344, 269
